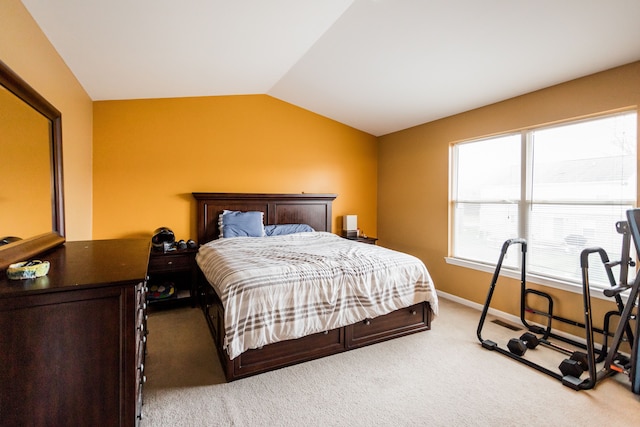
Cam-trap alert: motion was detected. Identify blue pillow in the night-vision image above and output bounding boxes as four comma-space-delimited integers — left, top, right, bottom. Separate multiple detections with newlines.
264, 224, 315, 236
219, 210, 265, 238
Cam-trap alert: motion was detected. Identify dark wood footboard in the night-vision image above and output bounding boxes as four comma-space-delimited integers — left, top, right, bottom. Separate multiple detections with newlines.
201, 284, 431, 381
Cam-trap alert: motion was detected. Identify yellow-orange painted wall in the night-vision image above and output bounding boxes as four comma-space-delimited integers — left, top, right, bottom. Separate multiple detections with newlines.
93, 95, 378, 241
378, 61, 640, 333
0, 88, 51, 236
0, 0, 94, 241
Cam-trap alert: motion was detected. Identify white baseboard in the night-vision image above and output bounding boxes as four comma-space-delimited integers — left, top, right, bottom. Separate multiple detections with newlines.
436, 290, 589, 347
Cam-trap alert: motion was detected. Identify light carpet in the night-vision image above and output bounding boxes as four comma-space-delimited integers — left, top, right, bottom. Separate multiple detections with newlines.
142, 297, 638, 426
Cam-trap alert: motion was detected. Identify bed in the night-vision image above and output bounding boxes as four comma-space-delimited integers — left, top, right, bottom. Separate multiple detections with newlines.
193, 192, 438, 381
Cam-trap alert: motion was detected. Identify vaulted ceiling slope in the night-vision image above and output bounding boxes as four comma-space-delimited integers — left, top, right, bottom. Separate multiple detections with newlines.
22, 0, 640, 136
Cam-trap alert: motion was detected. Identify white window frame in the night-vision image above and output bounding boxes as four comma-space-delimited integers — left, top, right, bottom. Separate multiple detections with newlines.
446, 111, 637, 300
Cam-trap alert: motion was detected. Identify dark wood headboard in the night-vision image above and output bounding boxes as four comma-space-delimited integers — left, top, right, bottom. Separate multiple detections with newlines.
193, 193, 337, 244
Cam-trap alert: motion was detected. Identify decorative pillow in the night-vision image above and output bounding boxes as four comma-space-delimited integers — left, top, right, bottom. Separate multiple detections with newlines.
264, 224, 315, 236
218, 210, 265, 238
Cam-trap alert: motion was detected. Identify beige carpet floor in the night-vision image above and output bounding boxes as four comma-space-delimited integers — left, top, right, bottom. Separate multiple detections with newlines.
142, 297, 638, 426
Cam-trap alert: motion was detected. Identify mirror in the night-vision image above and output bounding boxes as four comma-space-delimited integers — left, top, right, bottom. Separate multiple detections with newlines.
0, 59, 65, 270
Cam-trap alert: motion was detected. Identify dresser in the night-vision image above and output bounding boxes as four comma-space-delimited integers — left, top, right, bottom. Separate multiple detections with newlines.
0, 239, 150, 427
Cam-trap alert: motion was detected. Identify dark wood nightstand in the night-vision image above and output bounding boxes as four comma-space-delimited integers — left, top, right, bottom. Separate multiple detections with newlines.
147, 248, 198, 308
345, 236, 378, 245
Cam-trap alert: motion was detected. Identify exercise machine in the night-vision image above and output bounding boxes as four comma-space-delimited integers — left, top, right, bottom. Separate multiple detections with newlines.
574, 208, 640, 393
477, 212, 638, 392
520, 222, 632, 365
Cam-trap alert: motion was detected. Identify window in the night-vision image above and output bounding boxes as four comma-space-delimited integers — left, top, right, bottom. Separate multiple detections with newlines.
451, 111, 637, 288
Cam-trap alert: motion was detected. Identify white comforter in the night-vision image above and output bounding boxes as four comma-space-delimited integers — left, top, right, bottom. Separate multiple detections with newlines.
196, 232, 438, 359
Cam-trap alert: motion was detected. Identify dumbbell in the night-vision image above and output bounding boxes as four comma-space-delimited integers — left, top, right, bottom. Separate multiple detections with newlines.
520, 332, 540, 349
507, 332, 540, 356
559, 351, 588, 378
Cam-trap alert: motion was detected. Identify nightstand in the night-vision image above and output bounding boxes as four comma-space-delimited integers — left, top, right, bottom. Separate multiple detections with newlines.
147, 248, 198, 308
345, 236, 378, 245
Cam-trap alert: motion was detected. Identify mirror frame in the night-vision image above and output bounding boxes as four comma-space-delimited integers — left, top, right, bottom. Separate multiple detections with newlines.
0, 59, 65, 270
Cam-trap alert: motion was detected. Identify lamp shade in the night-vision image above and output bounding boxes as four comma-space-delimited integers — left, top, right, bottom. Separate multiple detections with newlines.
343, 215, 358, 231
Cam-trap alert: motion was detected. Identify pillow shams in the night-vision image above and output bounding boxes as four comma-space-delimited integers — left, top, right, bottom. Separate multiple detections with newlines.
218, 210, 265, 238
264, 224, 315, 236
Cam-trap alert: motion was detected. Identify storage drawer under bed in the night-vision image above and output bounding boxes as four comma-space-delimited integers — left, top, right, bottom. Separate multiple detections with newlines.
347, 302, 431, 349
234, 327, 346, 377
204, 296, 432, 381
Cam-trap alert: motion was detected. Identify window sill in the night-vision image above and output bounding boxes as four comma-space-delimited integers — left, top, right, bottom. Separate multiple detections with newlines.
444, 257, 630, 303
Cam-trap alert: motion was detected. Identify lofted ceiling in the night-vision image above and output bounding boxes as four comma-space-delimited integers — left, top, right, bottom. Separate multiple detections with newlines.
21, 0, 640, 136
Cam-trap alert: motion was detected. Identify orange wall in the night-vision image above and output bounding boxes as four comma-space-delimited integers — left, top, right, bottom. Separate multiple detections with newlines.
93, 95, 378, 241
378, 61, 640, 331
0, 0, 94, 241
1, 88, 51, 236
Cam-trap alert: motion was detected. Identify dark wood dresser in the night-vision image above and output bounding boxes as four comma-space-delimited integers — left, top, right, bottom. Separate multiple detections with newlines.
0, 239, 150, 427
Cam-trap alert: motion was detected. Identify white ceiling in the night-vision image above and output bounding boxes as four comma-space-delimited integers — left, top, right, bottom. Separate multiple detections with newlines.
21, 0, 640, 136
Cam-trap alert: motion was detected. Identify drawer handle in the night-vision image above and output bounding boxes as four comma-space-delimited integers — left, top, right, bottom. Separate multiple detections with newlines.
323, 331, 329, 335
364, 319, 371, 326
410, 309, 417, 316
167, 261, 173, 265
138, 363, 144, 373
141, 375, 147, 384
